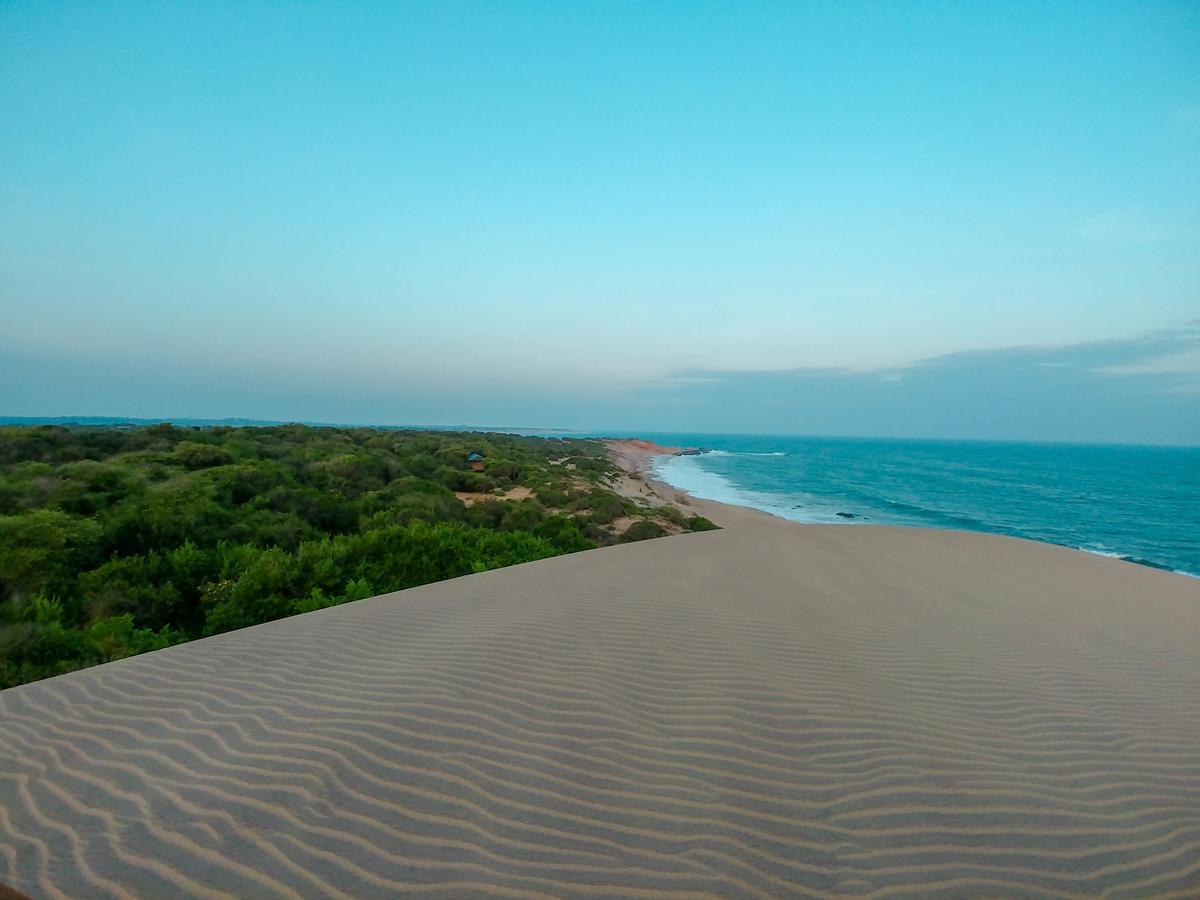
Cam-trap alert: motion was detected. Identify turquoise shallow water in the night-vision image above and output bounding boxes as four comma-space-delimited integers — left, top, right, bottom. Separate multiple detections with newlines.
618, 433, 1199, 577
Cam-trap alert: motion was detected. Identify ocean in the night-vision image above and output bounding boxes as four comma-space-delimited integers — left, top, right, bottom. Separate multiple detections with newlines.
628, 433, 1199, 578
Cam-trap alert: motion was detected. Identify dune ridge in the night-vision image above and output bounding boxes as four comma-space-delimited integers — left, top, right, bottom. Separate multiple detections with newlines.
2, 516, 1199, 897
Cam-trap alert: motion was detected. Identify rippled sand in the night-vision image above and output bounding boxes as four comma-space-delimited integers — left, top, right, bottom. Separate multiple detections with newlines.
2, 520, 1199, 897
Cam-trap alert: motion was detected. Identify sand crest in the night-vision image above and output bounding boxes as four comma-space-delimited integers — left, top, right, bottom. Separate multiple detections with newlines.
2, 505, 1199, 896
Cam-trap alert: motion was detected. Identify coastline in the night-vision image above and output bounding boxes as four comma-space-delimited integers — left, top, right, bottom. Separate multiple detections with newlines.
606, 436, 1200, 578
604, 438, 782, 528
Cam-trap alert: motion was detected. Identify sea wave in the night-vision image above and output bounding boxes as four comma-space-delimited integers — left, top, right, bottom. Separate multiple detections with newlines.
652, 455, 865, 525
651, 455, 758, 507
702, 449, 787, 457
1080, 546, 1196, 577
656, 457, 1200, 577
1081, 547, 1127, 560
650, 437, 1199, 578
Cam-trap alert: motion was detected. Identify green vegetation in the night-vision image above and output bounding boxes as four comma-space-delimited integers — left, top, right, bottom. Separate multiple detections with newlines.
0, 424, 715, 688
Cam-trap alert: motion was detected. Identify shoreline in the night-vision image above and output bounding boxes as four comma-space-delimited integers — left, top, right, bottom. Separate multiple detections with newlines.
604, 438, 782, 529
605, 437, 1200, 579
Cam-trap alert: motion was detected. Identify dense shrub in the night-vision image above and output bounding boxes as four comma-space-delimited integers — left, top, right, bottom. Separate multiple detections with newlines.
0, 424, 701, 688
621, 520, 668, 542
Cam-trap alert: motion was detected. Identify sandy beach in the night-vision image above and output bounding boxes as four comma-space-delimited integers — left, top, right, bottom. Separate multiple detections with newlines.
2, 445, 1199, 897
604, 438, 782, 528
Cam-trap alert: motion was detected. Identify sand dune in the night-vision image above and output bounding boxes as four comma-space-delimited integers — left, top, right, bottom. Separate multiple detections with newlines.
2, 516, 1199, 897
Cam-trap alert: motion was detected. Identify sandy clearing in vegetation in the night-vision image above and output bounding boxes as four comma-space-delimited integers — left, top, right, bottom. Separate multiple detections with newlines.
453, 485, 534, 507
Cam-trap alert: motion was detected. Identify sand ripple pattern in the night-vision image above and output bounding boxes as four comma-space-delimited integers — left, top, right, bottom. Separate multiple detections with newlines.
2, 523, 1199, 898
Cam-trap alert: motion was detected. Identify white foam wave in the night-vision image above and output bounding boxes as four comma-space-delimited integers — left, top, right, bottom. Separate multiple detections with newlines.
702, 450, 787, 458
651, 455, 860, 525
651, 455, 748, 505
1080, 546, 1199, 579
1081, 547, 1126, 560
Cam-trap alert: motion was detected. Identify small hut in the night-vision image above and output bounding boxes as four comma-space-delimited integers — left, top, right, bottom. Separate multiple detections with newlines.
466, 452, 485, 472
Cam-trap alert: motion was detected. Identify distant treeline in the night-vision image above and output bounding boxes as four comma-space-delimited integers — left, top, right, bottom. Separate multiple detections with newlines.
0, 424, 715, 688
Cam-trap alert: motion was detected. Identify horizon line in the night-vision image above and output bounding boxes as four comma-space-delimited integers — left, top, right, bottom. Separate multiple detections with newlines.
3, 415, 1198, 450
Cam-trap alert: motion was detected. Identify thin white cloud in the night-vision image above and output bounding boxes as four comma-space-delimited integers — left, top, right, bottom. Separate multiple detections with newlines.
1098, 347, 1200, 376
663, 375, 729, 385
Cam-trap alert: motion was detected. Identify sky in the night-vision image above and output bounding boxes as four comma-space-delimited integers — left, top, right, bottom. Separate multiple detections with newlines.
2, 2, 1198, 442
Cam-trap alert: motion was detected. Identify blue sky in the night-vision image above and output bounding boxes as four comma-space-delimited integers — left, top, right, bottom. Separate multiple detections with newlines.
2, 2, 1198, 441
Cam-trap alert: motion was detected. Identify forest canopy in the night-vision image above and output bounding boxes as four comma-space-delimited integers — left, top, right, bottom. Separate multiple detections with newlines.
0, 424, 716, 688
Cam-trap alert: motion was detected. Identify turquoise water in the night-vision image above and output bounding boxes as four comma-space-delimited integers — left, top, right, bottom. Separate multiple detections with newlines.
629, 434, 1199, 578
